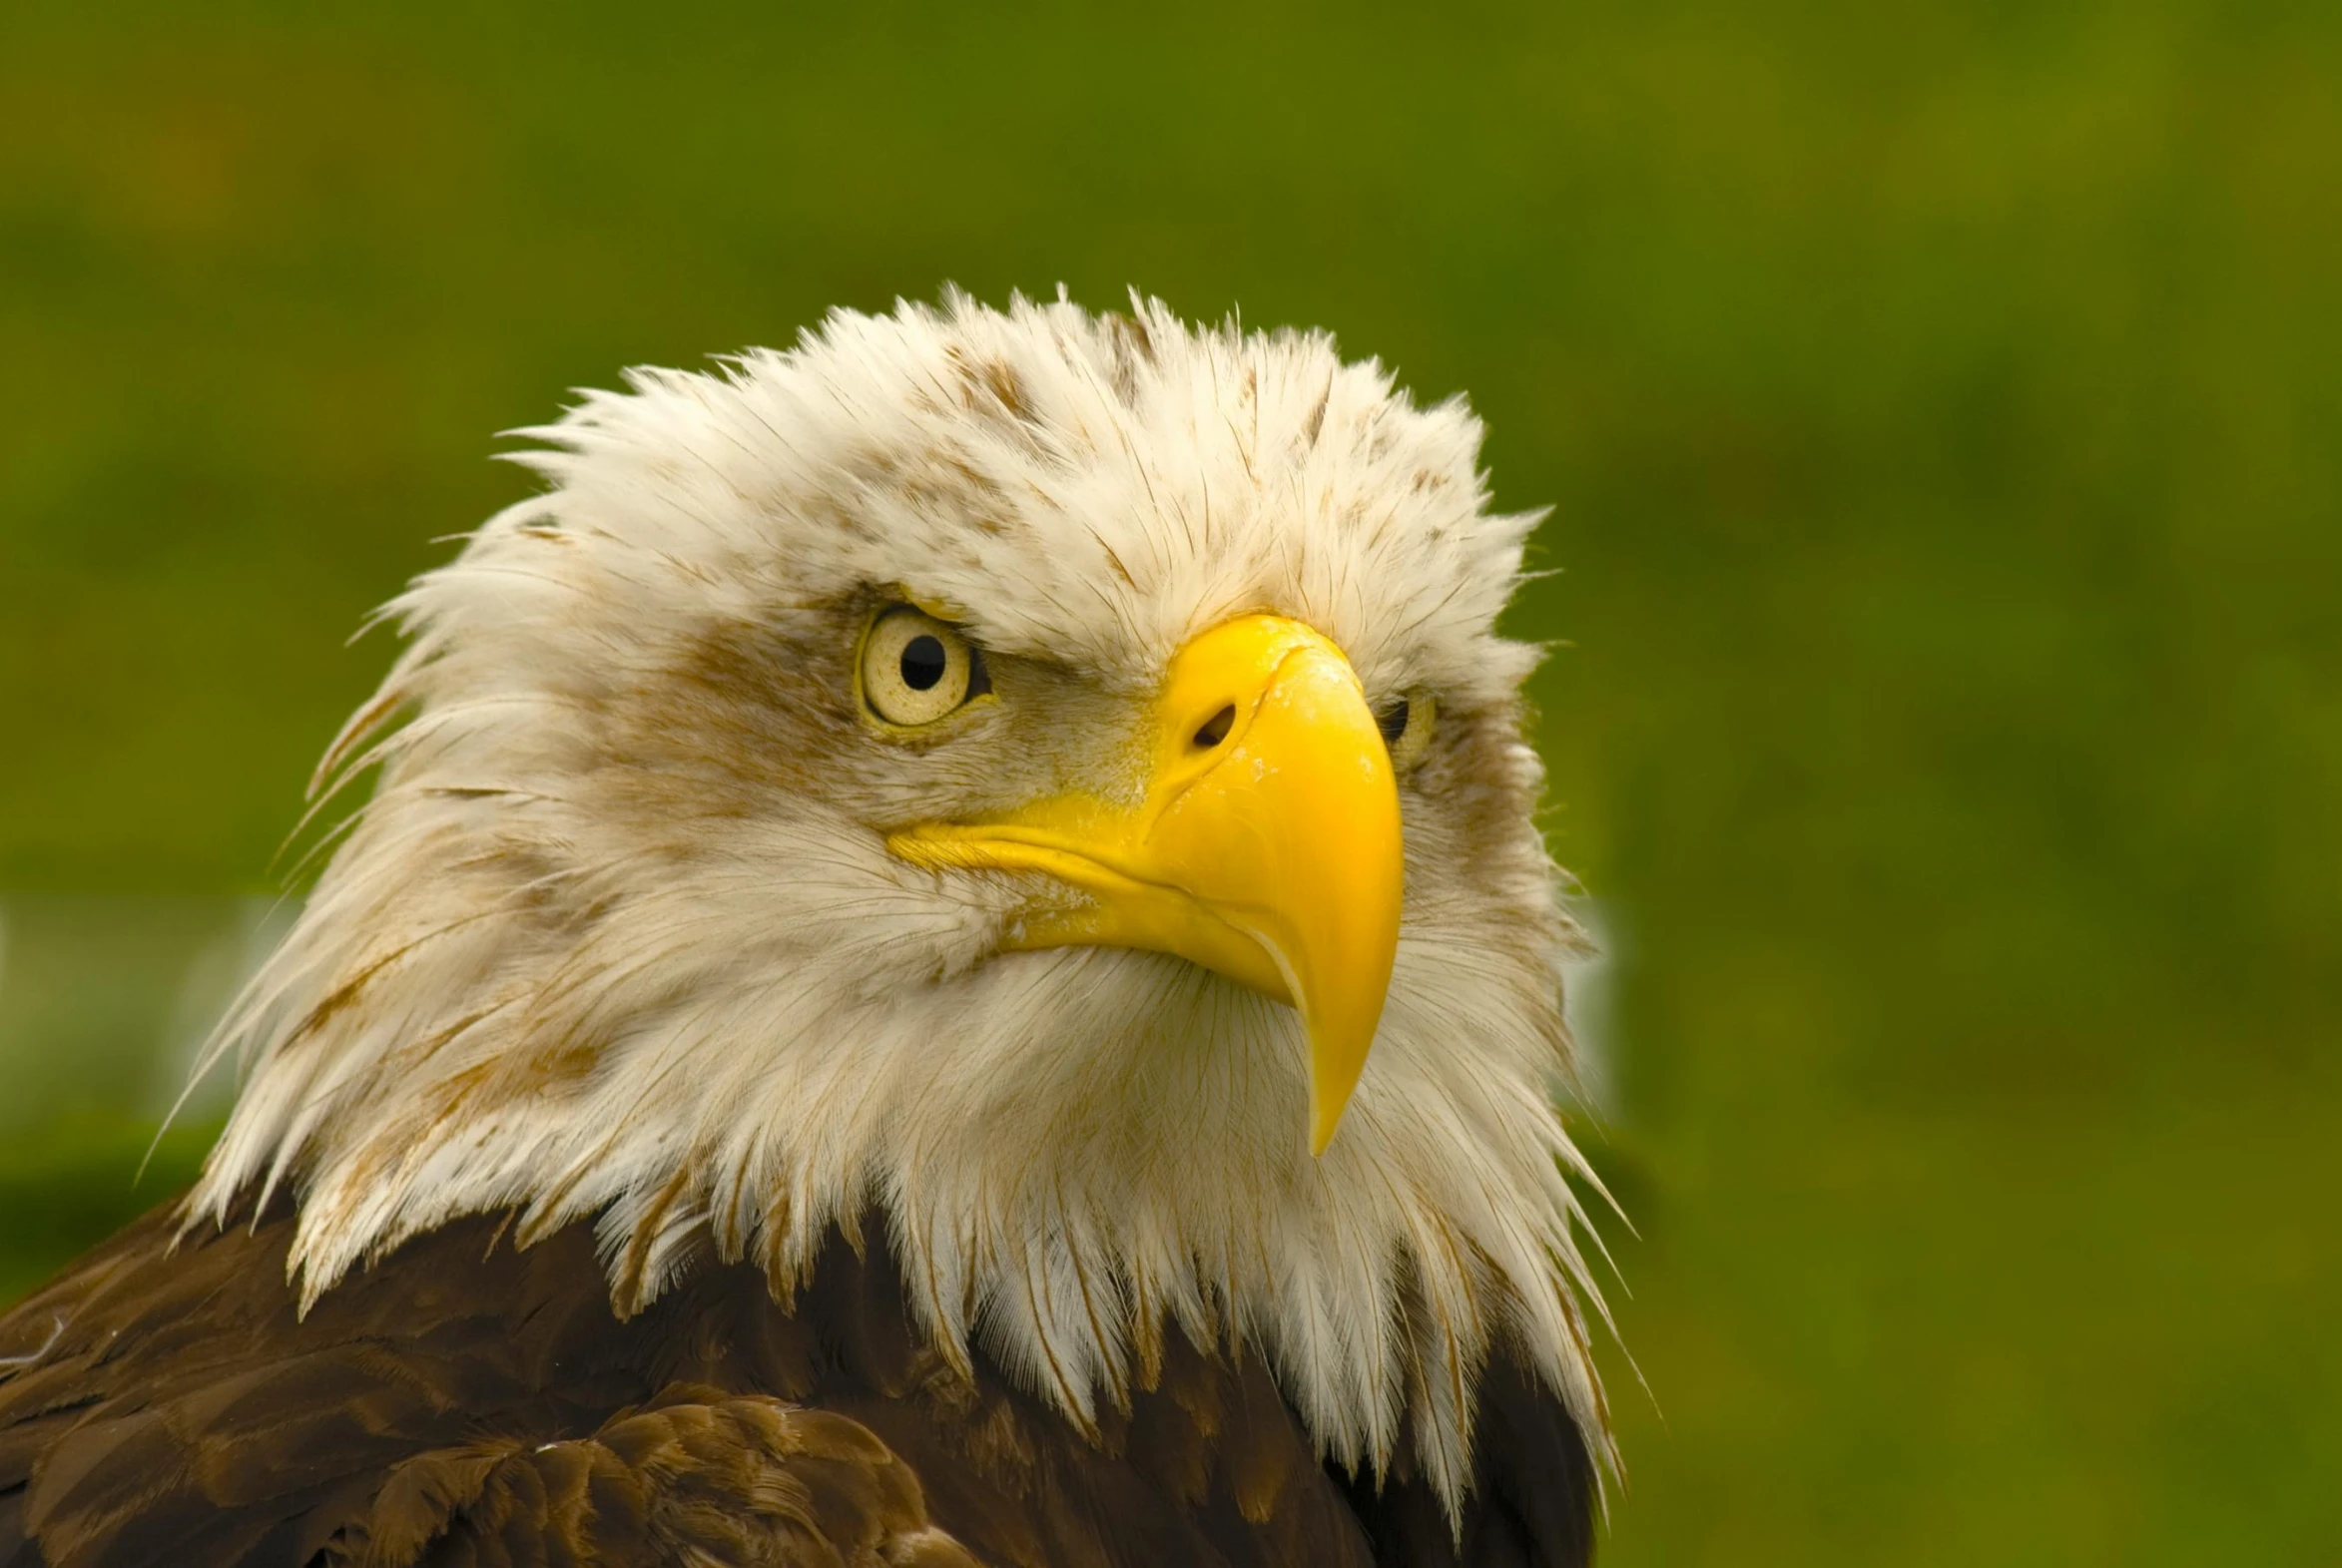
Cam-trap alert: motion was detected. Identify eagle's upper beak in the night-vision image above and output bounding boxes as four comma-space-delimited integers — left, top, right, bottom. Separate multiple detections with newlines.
887, 615, 1404, 1154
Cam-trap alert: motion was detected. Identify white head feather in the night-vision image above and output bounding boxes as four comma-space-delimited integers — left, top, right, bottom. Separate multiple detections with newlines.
187, 288, 1615, 1516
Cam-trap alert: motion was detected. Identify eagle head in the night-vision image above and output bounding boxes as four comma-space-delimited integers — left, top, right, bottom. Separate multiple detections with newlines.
188, 290, 1612, 1511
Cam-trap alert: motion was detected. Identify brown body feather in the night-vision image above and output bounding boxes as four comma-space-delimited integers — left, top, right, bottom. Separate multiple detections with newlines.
0, 1204, 1592, 1567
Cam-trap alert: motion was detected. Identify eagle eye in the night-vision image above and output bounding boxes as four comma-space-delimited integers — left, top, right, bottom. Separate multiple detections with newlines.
861, 606, 988, 728
1377, 692, 1436, 772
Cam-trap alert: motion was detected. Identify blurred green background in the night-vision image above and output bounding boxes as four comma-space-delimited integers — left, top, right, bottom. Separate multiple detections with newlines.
4, 1, 2337, 1561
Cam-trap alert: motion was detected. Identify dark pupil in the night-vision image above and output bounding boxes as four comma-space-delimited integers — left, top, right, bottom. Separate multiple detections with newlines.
1377, 700, 1410, 745
899, 634, 948, 692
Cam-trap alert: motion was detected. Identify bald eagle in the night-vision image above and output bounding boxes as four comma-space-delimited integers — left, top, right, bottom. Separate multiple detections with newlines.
0, 293, 1615, 1566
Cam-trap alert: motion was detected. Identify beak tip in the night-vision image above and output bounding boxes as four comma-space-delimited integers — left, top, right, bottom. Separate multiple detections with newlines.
1305, 1076, 1355, 1157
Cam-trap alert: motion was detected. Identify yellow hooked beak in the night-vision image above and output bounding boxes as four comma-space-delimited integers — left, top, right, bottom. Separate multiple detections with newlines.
887, 615, 1404, 1155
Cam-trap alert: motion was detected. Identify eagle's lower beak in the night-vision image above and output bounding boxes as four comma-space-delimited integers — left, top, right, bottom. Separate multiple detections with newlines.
888, 614, 1404, 1155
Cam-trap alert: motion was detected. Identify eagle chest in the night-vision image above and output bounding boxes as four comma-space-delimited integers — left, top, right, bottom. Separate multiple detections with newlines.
0, 1206, 1593, 1566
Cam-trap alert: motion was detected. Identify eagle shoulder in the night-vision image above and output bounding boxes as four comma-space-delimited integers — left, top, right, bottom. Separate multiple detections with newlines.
0, 1206, 965, 1567
357, 1387, 974, 1566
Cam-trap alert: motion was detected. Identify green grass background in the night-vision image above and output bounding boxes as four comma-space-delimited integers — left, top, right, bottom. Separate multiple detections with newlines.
3, 2, 2337, 1560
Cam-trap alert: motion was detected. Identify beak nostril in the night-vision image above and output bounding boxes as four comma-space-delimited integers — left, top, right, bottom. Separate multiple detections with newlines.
1192, 705, 1237, 749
